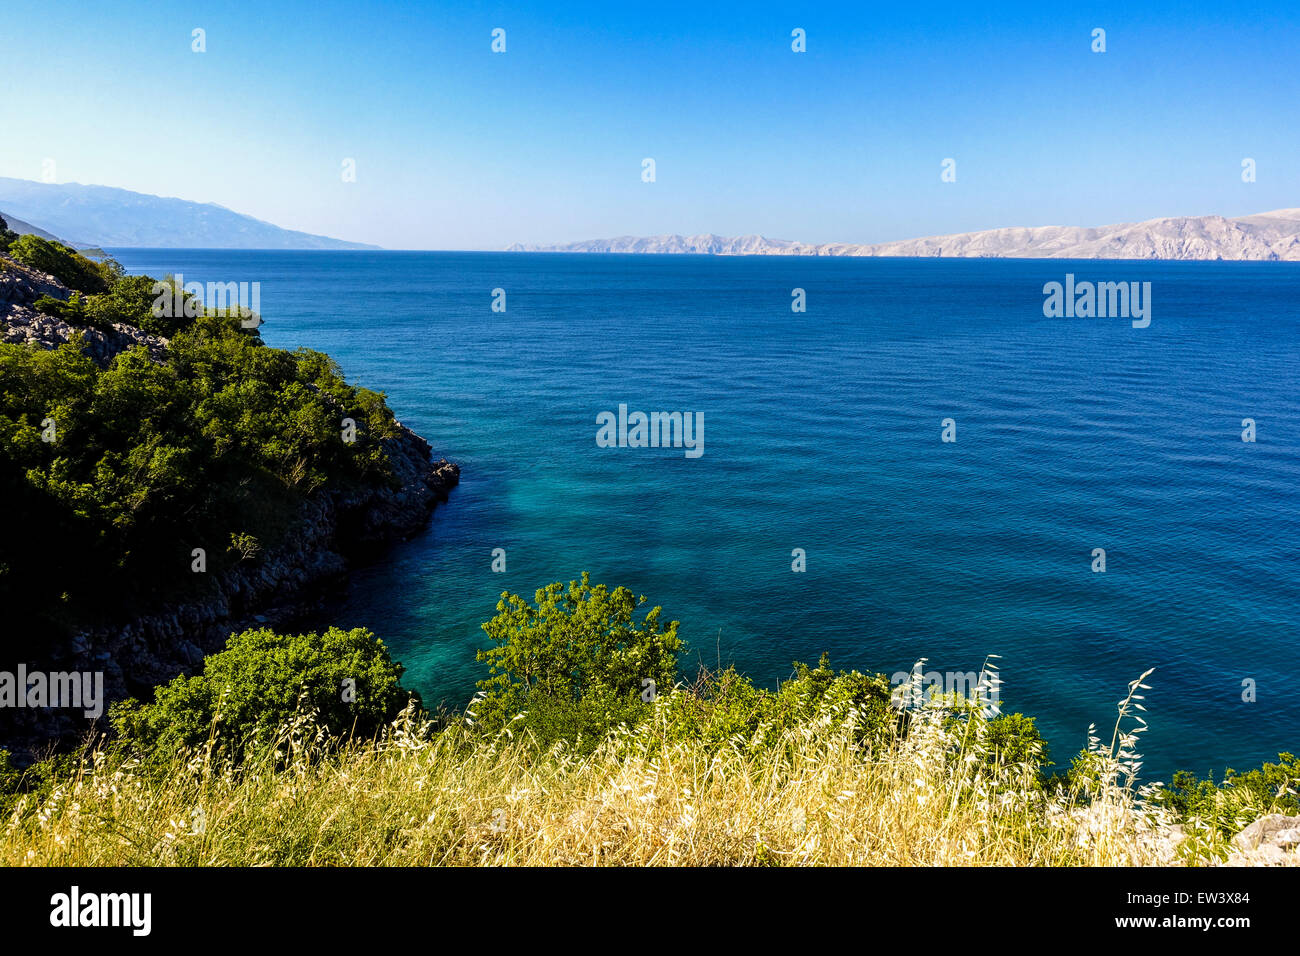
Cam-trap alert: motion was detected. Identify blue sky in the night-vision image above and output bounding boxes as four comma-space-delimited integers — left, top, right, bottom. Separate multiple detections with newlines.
1, 0, 1297, 249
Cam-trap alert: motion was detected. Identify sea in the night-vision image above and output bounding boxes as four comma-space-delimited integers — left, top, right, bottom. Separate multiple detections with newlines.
109, 249, 1300, 781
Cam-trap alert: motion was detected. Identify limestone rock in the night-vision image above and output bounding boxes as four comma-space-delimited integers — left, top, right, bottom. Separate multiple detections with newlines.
1221, 814, 1300, 866
1233, 814, 1300, 851
510, 208, 1300, 262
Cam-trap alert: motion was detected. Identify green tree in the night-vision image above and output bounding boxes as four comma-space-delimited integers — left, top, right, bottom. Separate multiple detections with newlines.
0, 215, 18, 253
474, 574, 682, 745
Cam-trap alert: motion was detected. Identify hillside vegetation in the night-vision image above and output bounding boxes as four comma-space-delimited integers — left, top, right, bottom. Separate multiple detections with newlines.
1, 222, 1292, 867
0, 228, 403, 645
2, 576, 1295, 866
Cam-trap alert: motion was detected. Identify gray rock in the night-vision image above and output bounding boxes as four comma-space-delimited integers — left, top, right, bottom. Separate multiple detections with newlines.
1, 254, 168, 366
1276, 828, 1300, 848
0, 255, 69, 305
1232, 814, 1300, 852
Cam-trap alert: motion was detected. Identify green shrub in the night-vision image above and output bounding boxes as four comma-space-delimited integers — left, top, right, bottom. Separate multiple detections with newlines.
110, 625, 416, 759
33, 293, 88, 322
7, 234, 116, 294
0, 215, 18, 254
1153, 752, 1300, 836
89, 274, 176, 335
131, 275, 203, 338
980, 711, 1049, 769
472, 574, 682, 747
653, 655, 895, 754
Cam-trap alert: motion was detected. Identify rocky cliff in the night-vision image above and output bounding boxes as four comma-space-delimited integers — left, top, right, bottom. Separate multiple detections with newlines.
0, 255, 459, 755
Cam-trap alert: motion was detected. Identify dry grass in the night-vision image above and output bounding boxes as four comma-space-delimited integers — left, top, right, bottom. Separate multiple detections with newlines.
1, 669, 1207, 867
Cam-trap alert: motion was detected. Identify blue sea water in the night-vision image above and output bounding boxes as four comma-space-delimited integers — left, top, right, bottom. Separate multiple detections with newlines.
110, 249, 1300, 780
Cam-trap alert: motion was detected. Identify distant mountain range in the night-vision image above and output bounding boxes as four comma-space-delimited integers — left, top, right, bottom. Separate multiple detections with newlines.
0, 178, 378, 250
0, 211, 63, 243
507, 209, 1300, 261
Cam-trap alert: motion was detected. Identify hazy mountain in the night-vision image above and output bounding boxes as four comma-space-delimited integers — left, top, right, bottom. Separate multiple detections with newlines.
0, 210, 65, 243
510, 234, 849, 254
0, 178, 379, 250
506, 233, 821, 255
507, 210, 1300, 261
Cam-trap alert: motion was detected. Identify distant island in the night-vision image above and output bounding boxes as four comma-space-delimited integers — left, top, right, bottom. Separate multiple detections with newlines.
507, 208, 1300, 261
0, 177, 378, 250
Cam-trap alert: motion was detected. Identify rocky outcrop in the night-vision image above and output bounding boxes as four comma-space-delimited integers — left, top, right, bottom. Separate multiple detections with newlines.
2, 304, 170, 366
2, 440, 459, 755
0, 254, 168, 365
0, 432, 458, 755
0, 254, 69, 304
1224, 814, 1300, 866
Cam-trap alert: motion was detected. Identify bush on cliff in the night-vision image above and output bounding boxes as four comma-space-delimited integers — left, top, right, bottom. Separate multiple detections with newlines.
110, 625, 415, 759
32, 274, 180, 337
7, 234, 119, 294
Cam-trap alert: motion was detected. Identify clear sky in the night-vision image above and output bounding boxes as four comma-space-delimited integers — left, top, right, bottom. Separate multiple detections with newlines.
1, 0, 1297, 249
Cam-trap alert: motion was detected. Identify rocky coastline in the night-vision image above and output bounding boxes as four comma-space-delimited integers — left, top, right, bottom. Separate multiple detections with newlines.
1, 254, 460, 757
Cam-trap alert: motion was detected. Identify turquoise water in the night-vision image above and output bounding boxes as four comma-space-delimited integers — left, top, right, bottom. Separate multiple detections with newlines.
112, 250, 1300, 779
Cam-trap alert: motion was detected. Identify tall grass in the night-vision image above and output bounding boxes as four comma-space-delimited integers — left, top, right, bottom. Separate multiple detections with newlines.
0, 669, 1224, 867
